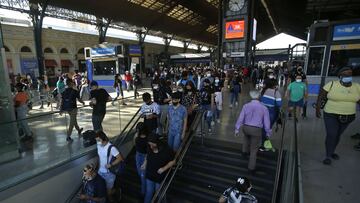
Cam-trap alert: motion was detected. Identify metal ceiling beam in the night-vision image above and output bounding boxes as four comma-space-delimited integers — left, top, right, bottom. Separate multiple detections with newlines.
260, 0, 278, 34
30, 0, 217, 44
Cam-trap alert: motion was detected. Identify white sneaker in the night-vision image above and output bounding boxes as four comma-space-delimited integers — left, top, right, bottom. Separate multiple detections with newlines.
217, 119, 221, 124
235, 102, 239, 106
208, 128, 212, 133
211, 121, 215, 126
229, 104, 233, 108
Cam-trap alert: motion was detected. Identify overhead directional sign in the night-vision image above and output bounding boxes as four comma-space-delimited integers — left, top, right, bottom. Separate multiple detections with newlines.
333, 23, 360, 41
225, 20, 245, 39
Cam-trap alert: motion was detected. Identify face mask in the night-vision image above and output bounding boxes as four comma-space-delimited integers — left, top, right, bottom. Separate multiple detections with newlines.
172, 101, 179, 106
96, 140, 102, 145
178, 88, 184, 92
296, 79, 302, 82
215, 79, 220, 83
206, 74, 211, 77
269, 75, 275, 79
153, 85, 159, 90
341, 76, 352, 83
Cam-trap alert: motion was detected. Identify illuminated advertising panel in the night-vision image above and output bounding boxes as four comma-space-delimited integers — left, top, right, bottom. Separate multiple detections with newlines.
225, 20, 245, 39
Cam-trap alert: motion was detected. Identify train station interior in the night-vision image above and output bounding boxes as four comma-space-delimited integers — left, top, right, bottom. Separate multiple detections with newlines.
0, 0, 360, 203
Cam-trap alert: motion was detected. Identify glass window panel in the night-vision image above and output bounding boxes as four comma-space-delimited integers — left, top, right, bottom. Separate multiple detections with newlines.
306, 47, 325, 76
328, 48, 360, 76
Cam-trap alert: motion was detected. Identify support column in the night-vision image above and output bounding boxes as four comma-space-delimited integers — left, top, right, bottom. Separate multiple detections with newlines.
29, 1, 49, 77
217, 0, 224, 69
96, 17, 112, 44
183, 40, 191, 53
197, 45, 204, 53
163, 36, 173, 55
136, 30, 147, 78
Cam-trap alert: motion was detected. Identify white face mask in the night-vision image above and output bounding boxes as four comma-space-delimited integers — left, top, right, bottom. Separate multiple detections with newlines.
207, 74, 211, 77
215, 79, 220, 83
296, 79, 302, 82
269, 75, 275, 79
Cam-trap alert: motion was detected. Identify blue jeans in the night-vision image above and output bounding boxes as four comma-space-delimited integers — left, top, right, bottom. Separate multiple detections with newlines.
168, 132, 182, 151
144, 179, 161, 203
230, 92, 239, 105
262, 107, 278, 144
136, 152, 146, 194
213, 108, 221, 120
92, 113, 105, 132
323, 112, 350, 158
202, 105, 212, 129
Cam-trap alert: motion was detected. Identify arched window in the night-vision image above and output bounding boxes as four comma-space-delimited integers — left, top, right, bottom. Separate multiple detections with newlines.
60, 48, 69, 54
4, 46, 10, 52
44, 47, 54, 53
77, 48, 85, 54
20, 46, 32, 53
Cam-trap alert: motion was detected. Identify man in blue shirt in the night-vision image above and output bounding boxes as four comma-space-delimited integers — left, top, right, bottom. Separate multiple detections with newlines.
79, 164, 107, 203
167, 92, 188, 151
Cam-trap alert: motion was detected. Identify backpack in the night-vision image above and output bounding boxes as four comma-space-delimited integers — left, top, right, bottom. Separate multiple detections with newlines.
82, 130, 96, 147
107, 144, 126, 176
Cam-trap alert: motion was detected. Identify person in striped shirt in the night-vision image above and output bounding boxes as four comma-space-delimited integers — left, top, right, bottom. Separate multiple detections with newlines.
260, 79, 282, 151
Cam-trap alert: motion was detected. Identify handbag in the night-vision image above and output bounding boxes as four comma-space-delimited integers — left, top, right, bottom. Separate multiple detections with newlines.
107, 144, 125, 176
320, 81, 334, 109
337, 114, 355, 124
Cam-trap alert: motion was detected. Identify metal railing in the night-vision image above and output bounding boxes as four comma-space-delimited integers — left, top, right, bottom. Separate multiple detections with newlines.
151, 110, 203, 203
0, 95, 136, 125
271, 107, 303, 203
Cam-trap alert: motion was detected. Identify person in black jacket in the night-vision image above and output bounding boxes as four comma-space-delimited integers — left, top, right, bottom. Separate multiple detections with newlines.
60, 80, 84, 142
153, 79, 172, 136
141, 134, 175, 203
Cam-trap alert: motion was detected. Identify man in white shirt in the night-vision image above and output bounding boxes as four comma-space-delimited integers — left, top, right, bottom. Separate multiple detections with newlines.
96, 131, 123, 202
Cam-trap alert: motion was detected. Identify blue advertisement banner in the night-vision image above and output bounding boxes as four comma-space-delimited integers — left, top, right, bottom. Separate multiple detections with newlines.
21, 58, 38, 78
129, 45, 141, 55
91, 46, 116, 57
333, 23, 360, 41
86, 59, 93, 81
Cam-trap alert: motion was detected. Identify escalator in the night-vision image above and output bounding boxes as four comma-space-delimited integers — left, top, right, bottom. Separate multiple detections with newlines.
166, 138, 277, 203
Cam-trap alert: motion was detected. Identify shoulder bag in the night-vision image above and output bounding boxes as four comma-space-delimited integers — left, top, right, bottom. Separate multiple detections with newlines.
320, 81, 334, 109
107, 144, 125, 176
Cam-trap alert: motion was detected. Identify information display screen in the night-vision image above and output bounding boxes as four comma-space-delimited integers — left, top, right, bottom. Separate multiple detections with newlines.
225, 20, 245, 39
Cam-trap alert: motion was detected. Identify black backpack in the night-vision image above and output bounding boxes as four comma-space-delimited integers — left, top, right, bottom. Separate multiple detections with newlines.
82, 130, 96, 147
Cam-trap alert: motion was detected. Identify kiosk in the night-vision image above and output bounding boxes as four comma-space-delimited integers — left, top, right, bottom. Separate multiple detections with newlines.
84, 43, 125, 86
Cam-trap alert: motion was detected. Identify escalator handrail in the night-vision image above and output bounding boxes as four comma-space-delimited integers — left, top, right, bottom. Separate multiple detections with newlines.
0, 95, 136, 125
151, 110, 203, 203
65, 107, 142, 203
271, 111, 287, 203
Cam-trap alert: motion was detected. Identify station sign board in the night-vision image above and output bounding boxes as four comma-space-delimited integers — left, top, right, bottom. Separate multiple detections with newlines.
91, 46, 116, 57
129, 45, 141, 56
333, 23, 360, 41
225, 20, 245, 39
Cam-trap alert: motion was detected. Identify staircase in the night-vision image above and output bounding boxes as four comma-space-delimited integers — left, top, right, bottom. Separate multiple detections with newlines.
167, 137, 278, 203
120, 137, 278, 203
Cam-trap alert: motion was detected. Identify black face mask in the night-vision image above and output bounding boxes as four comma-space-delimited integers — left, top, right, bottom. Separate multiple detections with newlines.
172, 102, 179, 106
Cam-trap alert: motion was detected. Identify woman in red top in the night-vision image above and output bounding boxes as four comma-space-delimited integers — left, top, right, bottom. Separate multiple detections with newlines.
14, 83, 33, 139
124, 71, 133, 92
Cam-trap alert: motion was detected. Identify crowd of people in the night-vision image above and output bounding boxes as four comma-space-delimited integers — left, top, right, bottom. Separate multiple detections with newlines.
9, 62, 360, 203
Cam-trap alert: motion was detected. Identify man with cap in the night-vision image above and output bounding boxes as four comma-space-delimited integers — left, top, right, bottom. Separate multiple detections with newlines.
167, 91, 188, 152
219, 177, 257, 203
89, 81, 112, 131
235, 90, 271, 174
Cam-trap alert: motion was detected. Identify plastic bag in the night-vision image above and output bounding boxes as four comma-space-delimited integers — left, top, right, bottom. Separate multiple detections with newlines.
264, 139, 275, 152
